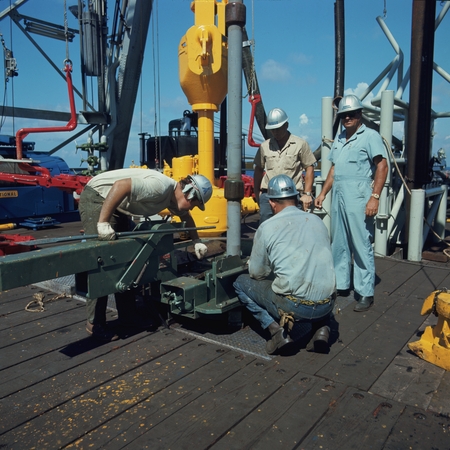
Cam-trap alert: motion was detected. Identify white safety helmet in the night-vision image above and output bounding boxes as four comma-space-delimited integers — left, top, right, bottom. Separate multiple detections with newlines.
267, 174, 299, 199
337, 94, 363, 116
186, 174, 213, 210
265, 108, 289, 130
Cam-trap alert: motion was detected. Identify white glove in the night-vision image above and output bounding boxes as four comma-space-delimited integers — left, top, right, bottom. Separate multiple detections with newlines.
193, 239, 208, 260
97, 222, 116, 241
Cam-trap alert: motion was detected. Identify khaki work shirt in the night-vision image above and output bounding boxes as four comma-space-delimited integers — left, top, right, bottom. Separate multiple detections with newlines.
253, 134, 316, 191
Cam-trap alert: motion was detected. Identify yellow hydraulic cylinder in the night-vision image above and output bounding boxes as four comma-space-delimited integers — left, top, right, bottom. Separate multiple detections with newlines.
408, 289, 450, 371
197, 111, 215, 182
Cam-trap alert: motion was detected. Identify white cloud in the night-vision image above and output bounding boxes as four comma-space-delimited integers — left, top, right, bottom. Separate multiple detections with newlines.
260, 59, 291, 82
291, 53, 312, 65
299, 113, 309, 126
344, 83, 374, 105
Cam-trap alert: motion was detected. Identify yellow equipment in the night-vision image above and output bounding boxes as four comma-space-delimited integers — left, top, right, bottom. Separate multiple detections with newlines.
161, 159, 257, 238
408, 289, 450, 371
172, 0, 257, 237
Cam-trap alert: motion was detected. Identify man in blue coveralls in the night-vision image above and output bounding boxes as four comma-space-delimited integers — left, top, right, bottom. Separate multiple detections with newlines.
315, 95, 388, 312
234, 174, 336, 355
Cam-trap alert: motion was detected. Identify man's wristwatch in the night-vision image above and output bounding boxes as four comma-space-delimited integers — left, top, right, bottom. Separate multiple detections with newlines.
371, 193, 380, 199
304, 192, 312, 196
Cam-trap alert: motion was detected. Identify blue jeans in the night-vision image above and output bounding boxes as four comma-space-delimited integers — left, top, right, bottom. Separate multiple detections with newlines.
233, 274, 334, 332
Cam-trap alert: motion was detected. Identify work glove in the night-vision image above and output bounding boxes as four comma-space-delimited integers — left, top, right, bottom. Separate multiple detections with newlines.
97, 222, 116, 241
193, 239, 208, 260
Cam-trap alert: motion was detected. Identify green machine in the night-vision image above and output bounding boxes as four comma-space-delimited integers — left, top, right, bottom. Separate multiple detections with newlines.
0, 222, 249, 321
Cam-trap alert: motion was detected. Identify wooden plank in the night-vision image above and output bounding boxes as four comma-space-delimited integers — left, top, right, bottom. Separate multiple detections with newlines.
382, 405, 450, 449
316, 293, 427, 390
428, 369, 450, 417
370, 315, 445, 411
389, 264, 450, 300
0, 338, 224, 447
435, 271, 450, 290
0, 292, 83, 332
299, 388, 404, 449
0, 326, 188, 398
0, 307, 90, 369
122, 356, 296, 449
73, 351, 257, 449
375, 260, 421, 296
375, 256, 400, 276
210, 376, 347, 450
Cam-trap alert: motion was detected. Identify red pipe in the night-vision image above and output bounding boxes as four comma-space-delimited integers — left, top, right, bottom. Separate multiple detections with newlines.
247, 94, 261, 148
15, 61, 77, 159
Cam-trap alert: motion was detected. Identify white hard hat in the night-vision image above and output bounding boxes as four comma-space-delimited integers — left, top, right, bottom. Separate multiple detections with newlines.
267, 174, 299, 199
337, 95, 363, 116
187, 174, 213, 210
265, 108, 289, 130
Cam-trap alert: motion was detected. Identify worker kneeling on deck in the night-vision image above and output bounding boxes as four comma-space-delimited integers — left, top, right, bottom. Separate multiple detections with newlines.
233, 174, 336, 355
79, 168, 212, 341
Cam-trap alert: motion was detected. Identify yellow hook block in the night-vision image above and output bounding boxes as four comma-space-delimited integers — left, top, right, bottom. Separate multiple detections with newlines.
408, 290, 450, 371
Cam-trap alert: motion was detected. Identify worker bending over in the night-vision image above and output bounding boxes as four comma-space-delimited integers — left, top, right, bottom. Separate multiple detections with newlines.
78, 168, 212, 341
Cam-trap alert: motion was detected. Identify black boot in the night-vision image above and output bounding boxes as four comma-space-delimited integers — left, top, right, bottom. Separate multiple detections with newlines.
311, 326, 330, 353
354, 296, 374, 312
265, 325, 293, 355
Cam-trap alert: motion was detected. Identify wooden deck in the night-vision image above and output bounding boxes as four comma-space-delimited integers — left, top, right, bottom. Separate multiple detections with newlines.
1, 220, 450, 449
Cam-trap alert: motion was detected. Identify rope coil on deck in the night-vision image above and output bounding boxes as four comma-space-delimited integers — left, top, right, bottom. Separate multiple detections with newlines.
25, 292, 69, 313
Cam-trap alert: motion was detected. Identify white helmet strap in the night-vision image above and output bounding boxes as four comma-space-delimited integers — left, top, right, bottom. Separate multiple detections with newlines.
182, 182, 198, 201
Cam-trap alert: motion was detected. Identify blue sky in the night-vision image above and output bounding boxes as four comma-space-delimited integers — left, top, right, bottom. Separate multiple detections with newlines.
1, 0, 450, 171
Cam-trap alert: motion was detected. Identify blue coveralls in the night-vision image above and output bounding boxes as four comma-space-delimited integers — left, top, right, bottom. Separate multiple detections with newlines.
329, 124, 387, 297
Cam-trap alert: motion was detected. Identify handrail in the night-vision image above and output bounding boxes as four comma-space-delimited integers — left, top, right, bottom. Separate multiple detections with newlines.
15, 61, 77, 159
247, 94, 261, 148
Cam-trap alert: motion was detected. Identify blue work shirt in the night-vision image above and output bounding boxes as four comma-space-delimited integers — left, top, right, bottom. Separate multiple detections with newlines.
329, 124, 387, 179
248, 206, 335, 301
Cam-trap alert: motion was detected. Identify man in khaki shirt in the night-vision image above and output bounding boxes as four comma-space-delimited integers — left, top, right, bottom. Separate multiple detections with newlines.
253, 108, 316, 224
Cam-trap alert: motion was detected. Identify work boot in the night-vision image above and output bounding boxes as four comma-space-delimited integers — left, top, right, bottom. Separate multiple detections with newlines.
86, 321, 119, 342
354, 296, 374, 312
311, 326, 330, 353
265, 326, 293, 355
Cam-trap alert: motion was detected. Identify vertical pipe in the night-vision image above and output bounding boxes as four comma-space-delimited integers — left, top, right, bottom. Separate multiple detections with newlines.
375, 90, 394, 257
334, 0, 345, 99
317, 96, 333, 235
219, 99, 227, 177
406, 0, 436, 254
138, 132, 147, 166
407, 0, 436, 190
407, 189, 425, 261
225, 1, 246, 257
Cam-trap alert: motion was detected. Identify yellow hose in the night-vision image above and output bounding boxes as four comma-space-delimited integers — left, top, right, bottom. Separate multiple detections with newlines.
0, 223, 16, 231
